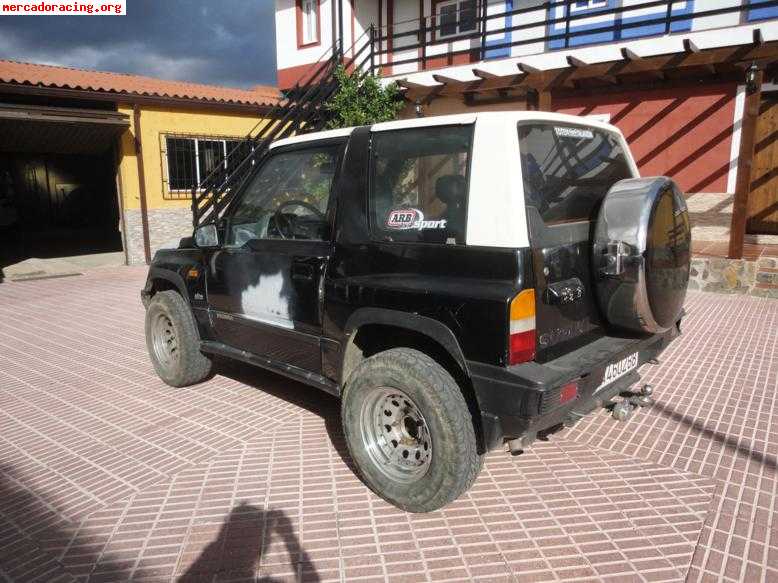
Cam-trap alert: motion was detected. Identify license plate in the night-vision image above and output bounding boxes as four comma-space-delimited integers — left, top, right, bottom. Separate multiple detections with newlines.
594, 351, 639, 393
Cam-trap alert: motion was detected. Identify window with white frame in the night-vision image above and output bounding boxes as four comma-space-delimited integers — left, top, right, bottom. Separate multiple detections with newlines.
436, 0, 478, 39
300, 0, 319, 45
571, 0, 609, 11
164, 136, 246, 199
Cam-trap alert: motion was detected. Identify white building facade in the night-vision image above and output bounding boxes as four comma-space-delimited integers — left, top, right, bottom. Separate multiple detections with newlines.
274, 0, 778, 240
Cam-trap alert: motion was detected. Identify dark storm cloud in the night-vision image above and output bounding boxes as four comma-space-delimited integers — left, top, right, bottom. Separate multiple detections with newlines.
0, 0, 277, 88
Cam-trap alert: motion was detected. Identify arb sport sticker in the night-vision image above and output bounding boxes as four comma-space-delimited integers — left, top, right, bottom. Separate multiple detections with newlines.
386, 208, 447, 231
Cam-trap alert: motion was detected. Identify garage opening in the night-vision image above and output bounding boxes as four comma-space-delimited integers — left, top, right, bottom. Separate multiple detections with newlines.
0, 103, 130, 279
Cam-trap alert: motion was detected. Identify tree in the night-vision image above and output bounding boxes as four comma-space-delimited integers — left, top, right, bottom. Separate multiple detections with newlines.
325, 65, 405, 129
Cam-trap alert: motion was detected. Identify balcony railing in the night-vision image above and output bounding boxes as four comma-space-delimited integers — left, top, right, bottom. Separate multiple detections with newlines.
363, 0, 778, 76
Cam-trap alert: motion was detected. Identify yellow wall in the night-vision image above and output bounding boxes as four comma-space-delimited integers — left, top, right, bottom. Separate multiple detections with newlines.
399, 95, 531, 119
117, 104, 269, 210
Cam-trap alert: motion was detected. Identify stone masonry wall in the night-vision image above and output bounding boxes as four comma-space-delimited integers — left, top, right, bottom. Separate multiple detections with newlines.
124, 208, 192, 265
689, 256, 778, 298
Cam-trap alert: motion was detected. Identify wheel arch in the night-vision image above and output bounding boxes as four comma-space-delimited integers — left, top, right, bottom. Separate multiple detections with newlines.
340, 308, 488, 452
142, 267, 188, 306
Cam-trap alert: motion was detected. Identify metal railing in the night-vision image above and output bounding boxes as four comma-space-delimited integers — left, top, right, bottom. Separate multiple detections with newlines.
191, 26, 383, 227
369, 0, 778, 73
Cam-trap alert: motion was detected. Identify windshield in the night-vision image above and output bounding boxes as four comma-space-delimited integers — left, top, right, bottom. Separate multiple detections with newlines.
518, 122, 634, 224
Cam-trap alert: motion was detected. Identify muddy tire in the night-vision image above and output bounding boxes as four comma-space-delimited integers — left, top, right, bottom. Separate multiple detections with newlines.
341, 347, 482, 512
145, 290, 212, 387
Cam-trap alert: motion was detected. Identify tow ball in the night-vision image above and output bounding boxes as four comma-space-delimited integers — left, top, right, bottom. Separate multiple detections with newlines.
612, 384, 654, 422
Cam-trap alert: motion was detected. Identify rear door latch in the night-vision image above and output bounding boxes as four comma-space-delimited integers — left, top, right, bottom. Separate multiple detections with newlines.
599, 240, 640, 277
544, 277, 585, 305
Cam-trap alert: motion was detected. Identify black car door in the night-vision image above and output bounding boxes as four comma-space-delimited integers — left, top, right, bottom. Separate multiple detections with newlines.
205, 139, 346, 373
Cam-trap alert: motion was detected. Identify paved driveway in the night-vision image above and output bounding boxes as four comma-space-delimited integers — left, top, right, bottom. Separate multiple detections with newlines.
0, 267, 775, 583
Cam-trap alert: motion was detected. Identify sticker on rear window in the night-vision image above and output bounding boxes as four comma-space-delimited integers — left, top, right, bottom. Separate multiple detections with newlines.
386, 208, 447, 230
554, 126, 594, 140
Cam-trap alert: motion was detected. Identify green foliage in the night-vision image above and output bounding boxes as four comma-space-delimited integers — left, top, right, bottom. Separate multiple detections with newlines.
326, 65, 405, 129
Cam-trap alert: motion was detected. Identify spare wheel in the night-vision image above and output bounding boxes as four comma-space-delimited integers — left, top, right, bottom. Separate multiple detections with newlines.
592, 177, 691, 334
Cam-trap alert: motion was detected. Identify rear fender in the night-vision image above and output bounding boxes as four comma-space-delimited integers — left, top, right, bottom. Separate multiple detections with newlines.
340, 308, 469, 384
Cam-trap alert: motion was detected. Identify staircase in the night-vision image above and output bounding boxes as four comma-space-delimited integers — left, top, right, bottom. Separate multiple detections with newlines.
191, 31, 376, 228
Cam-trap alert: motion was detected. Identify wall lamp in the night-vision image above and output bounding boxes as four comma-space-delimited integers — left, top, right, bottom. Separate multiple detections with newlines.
746, 63, 759, 94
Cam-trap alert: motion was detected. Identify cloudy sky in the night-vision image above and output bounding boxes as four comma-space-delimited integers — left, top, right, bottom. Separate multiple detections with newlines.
0, 0, 278, 88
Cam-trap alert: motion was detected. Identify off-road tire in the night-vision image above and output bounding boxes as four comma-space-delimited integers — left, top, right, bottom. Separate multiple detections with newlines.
341, 347, 482, 512
145, 290, 212, 387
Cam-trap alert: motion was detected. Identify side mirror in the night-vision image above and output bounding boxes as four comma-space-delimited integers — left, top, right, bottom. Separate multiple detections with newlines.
194, 224, 220, 248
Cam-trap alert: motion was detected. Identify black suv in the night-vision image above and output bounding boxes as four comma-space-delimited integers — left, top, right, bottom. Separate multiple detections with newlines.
142, 112, 691, 512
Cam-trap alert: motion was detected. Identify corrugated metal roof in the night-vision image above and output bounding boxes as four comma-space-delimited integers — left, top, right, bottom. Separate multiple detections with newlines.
0, 60, 279, 107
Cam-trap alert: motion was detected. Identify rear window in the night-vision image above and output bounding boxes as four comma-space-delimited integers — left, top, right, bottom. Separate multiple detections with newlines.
518, 122, 633, 224
369, 125, 473, 244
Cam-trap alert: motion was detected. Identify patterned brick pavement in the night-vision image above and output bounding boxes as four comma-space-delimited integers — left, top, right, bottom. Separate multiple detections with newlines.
0, 267, 775, 582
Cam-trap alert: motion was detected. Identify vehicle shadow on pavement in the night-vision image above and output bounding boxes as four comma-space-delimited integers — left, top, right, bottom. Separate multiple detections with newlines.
214, 360, 357, 472
653, 401, 777, 470
178, 502, 320, 583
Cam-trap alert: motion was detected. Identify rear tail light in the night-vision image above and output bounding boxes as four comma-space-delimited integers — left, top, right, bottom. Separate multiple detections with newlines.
509, 289, 536, 365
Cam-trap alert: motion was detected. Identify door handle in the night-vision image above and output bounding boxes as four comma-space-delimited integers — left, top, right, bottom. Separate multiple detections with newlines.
292, 264, 315, 281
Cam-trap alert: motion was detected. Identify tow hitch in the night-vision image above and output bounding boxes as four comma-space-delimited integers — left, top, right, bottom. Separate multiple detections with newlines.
505, 383, 656, 455
611, 384, 654, 421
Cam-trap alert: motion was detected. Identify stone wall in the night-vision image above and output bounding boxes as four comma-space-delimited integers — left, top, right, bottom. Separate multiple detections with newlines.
689, 256, 778, 298
123, 208, 193, 265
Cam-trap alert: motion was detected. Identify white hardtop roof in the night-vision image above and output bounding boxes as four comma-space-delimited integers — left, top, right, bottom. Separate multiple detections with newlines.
269, 111, 623, 149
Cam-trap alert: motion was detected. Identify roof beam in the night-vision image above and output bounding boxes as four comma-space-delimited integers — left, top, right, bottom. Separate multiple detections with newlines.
566, 55, 588, 68
621, 47, 642, 61
517, 62, 542, 75
431, 74, 469, 89
396, 79, 445, 105
544, 41, 778, 89
472, 68, 498, 80
417, 41, 778, 98
684, 39, 701, 54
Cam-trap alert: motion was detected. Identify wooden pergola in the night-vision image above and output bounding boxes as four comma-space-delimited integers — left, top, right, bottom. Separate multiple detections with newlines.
395, 30, 778, 260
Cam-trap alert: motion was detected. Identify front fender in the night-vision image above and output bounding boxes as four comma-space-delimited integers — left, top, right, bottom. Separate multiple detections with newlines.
141, 266, 189, 307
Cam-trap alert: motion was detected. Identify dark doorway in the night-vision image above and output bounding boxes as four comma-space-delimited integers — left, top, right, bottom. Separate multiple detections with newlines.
0, 149, 122, 269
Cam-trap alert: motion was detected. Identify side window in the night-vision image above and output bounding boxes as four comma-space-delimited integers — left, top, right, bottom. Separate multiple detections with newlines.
436, 0, 477, 39
369, 125, 473, 245
226, 144, 341, 246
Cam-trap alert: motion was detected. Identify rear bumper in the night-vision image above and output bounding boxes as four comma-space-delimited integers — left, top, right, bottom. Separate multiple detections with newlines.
469, 323, 681, 451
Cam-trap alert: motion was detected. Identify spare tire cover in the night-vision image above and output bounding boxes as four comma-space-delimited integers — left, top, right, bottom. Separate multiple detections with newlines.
592, 177, 691, 334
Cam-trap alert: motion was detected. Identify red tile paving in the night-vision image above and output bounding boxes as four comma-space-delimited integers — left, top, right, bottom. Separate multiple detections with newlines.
0, 267, 775, 582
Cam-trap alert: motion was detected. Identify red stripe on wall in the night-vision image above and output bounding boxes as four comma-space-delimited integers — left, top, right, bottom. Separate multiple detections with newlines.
554, 83, 738, 193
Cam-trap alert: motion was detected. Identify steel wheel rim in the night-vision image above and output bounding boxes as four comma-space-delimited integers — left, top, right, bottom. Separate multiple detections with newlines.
359, 387, 432, 484
151, 312, 179, 369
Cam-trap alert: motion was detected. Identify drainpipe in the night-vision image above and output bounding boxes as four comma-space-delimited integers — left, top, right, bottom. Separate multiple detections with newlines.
331, 0, 338, 57
338, 0, 344, 57
133, 104, 152, 265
